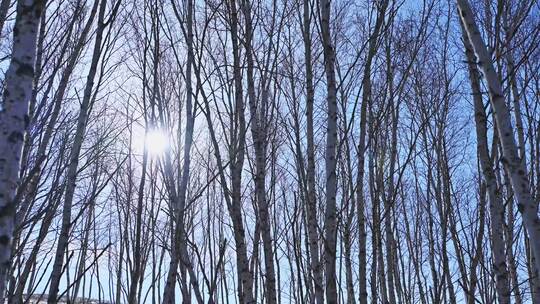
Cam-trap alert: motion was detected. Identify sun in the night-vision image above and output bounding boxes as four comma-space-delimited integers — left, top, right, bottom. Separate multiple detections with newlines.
145, 129, 169, 156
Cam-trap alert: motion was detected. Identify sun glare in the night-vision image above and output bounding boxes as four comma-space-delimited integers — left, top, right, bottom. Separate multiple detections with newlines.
145, 129, 169, 156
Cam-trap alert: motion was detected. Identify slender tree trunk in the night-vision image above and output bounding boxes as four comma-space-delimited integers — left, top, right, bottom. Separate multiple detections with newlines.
458, 0, 540, 282
162, 0, 202, 302
47, 1, 108, 301
466, 180, 486, 304
301, 0, 323, 302
463, 33, 510, 303
128, 136, 148, 304
375, 151, 388, 304
357, 3, 387, 302
241, 1, 277, 303
318, 0, 338, 302
230, 0, 253, 301
505, 55, 525, 304
0, 0, 44, 299
70, 164, 99, 301
383, 34, 397, 304
197, 2, 254, 303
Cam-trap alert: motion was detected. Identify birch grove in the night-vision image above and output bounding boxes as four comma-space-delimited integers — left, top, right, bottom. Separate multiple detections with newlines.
0, 0, 539, 303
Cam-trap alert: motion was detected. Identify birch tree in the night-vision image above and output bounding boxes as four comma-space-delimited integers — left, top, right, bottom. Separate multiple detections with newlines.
0, 0, 539, 303
458, 0, 540, 276
0, 0, 44, 299
319, 0, 339, 302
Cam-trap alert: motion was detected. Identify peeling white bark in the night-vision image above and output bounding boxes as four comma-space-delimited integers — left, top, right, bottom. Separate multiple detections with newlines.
457, 0, 540, 280
460, 20, 510, 302
0, 0, 45, 299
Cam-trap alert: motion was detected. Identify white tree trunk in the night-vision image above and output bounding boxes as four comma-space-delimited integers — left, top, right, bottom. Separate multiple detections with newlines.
302, 0, 324, 302
457, 0, 540, 277
0, 0, 44, 299
459, 16, 511, 304
319, 0, 338, 302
